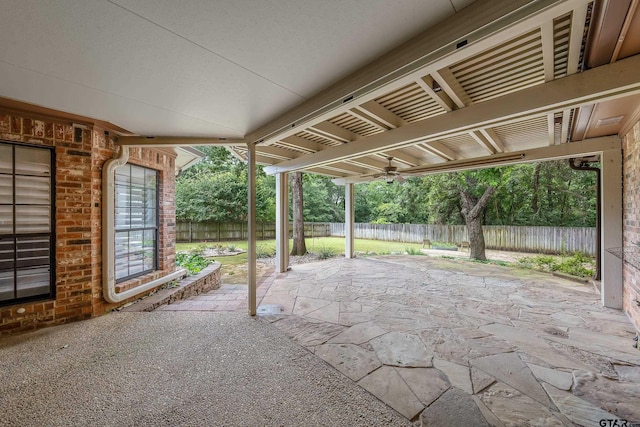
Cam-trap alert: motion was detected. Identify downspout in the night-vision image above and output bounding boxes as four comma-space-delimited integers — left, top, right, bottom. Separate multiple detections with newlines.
568, 158, 601, 280
102, 145, 187, 303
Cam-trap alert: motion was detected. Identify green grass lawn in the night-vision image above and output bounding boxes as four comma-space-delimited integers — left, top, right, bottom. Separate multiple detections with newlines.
176, 237, 425, 266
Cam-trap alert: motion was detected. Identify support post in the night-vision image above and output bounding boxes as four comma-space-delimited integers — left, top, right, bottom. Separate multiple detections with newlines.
247, 143, 257, 315
601, 148, 623, 308
275, 172, 290, 273
345, 183, 355, 258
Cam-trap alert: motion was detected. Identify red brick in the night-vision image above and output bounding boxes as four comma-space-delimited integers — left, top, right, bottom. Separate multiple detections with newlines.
1, 113, 177, 336
623, 120, 640, 332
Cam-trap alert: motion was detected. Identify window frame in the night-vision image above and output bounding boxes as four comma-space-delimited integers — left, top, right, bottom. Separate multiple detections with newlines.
0, 140, 56, 307
114, 163, 159, 283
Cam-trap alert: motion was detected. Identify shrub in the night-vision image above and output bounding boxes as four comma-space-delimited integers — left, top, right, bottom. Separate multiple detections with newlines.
226, 244, 237, 252
256, 244, 275, 258
556, 253, 595, 277
516, 252, 594, 278
316, 244, 336, 260
405, 247, 422, 255
176, 252, 212, 275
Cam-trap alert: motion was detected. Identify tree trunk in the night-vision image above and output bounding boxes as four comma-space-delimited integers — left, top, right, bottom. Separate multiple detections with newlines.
290, 171, 307, 256
460, 186, 495, 260
531, 162, 541, 214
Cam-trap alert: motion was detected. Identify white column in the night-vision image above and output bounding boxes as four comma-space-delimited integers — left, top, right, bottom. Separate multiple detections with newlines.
601, 148, 623, 309
247, 143, 257, 315
275, 172, 290, 273
345, 183, 355, 259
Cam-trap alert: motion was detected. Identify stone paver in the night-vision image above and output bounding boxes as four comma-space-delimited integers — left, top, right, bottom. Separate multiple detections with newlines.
357, 366, 424, 420
421, 388, 489, 427
315, 343, 381, 381
370, 332, 433, 367
471, 352, 554, 408
158, 255, 640, 425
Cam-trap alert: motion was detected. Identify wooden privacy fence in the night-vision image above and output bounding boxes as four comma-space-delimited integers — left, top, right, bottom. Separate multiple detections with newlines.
178, 221, 595, 256
176, 221, 330, 242
328, 223, 596, 256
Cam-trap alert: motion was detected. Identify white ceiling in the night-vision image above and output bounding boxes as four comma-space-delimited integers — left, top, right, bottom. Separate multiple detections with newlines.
0, 0, 475, 137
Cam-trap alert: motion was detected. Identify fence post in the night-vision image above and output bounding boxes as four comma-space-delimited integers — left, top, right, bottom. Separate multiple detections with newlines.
189, 221, 193, 243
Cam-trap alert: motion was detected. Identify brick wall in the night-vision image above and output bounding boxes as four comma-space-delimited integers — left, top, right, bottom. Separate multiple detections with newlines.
623, 119, 640, 330
0, 111, 177, 335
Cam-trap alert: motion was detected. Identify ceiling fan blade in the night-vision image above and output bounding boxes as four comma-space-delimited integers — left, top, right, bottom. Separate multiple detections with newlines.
394, 175, 405, 183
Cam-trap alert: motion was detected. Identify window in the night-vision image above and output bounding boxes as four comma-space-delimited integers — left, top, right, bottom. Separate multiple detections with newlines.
114, 164, 158, 282
0, 141, 54, 305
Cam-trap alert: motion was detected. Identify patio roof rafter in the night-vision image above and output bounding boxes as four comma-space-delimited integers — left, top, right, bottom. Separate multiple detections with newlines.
263, 54, 640, 175
332, 135, 621, 184
247, 0, 589, 146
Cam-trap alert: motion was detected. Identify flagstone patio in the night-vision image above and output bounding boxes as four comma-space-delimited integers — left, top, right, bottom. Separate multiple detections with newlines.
163, 255, 640, 425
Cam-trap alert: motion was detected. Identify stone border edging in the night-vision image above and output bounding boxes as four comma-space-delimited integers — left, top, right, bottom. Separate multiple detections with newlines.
120, 262, 222, 312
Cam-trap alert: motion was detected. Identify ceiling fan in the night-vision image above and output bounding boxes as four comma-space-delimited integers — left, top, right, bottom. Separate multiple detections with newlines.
373, 157, 405, 184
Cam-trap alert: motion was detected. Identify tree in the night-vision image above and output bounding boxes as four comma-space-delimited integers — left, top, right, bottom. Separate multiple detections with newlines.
290, 171, 307, 255
456, 170, 501, 260
459, 185, 495, 260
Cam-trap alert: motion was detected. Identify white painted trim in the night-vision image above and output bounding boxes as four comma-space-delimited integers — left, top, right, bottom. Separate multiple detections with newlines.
101, 145, 187, 303
333, 136, 621, 184
265, 55, 640, 175
601, 148, 623, 309
118, 136, 244, 147
345, 183, 355, 259
275, 172, 290, 273
249, 0, 589, 146
247, 143, 257, 316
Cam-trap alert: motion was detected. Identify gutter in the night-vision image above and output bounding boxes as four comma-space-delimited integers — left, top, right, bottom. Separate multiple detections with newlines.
102, 145, 187, 303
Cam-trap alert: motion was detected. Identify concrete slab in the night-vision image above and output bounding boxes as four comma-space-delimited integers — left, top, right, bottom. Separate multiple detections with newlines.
0, 312, 412, 427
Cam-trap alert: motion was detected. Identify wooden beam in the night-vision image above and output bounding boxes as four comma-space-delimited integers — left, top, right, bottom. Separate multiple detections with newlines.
118, 136, 244, 147
279, 135, 326, 153
247, 0, 586, 145
431, 68, 471, 108
540, 20, 556, 82
345, 156, 388, 170
415, 75, 455, 112
470, 131, 496, 154
349, 108, 389, 131
306, 167, 348, 177
547, 113, 556, 145
310, 121, 358, 143
358, 100, 407, 128
380, 149, 421, 167
420, 141, 458, 161
479, 128, 506, 153
256, 145, 302, 160
263, 54, 640, 174
567, 2, 589, 75
560, 109, 571, 144
333, 136, 621, 184
327, 162, 368, 175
